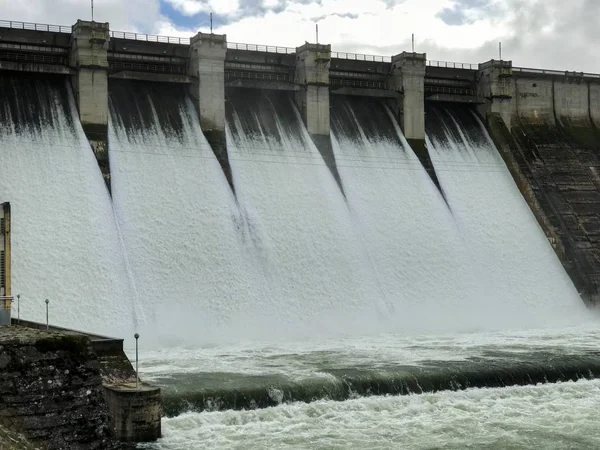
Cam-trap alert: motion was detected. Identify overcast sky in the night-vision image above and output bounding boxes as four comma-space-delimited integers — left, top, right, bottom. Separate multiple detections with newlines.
1, 0, 597, 72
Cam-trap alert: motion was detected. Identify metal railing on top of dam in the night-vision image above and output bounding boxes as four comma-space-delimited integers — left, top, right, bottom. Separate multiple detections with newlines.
110, 30, 191, 44
0, 20, 71, 34
427, 60, 478, 70
512, 67, 600, 78
331, 52, 391, 63
227, 42, 295, 54
6, 19, 600, 79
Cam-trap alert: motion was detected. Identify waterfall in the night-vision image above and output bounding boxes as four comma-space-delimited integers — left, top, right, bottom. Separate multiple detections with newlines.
425, 104, 586, 328
0, 74, 137, 336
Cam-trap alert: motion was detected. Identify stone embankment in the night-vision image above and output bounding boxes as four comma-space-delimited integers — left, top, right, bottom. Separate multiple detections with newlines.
0, 326, 120, 449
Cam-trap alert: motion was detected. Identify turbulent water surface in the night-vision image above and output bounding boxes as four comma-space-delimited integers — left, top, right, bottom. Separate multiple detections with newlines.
137, 326, 600, 449
145, 380, 600, 450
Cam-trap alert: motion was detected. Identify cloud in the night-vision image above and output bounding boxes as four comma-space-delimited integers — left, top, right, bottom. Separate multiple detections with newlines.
437, 0, 500, 26
166, 0, 240, 16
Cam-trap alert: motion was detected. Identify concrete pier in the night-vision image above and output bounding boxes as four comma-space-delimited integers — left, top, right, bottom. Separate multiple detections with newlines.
477, 60, 513, 129
294, 43, 331, 138
104, 383, 161, 443
294, 43, 344, 193
189, 32, 234, 191
69, 20, 110, 185
390, 52, 426, 145
390, 52, 441, 189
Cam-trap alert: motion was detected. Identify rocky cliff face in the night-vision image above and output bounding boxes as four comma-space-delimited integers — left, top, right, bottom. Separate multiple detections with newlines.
0, 327, 120, 450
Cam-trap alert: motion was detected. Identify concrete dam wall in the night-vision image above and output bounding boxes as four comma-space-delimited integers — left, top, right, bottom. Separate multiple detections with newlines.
478, 64, 600, 304
1, 19, 600, 308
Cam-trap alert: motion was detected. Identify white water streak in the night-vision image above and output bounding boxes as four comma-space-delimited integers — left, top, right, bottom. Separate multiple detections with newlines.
426, 108, 586, 328
109, 93, 270, 345
0, 78, 136, 336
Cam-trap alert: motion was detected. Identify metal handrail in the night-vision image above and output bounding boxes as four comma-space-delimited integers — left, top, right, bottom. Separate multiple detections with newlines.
425, 77, 473, 88
332, 52, 391, 63
426, 86, 476, 96
225, 71, 292, 82
0, 51, 66, 64
110, 61, 186, 74
427, 60, 478, 70
0, 20, 71, 33
330, 70, 386, 81
512, 67, 600, 78
227, 42, 295, 54
330, 78, 389, 89
8, 19, 600, 80
109, 30, 190, 45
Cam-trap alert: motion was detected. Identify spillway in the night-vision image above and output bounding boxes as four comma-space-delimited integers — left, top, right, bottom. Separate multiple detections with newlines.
425, 104, 586, 327
109, 80, 271, 344
225, 89, 384, 339
330, 96, 488, 333
0, 74, 137, 336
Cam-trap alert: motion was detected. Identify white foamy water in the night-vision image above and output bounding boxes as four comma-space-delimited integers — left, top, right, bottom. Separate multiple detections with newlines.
225, 91, 384, 339
109, 83, 271, 345
139, 326, 600, 450
0, 75, 136, 336
136, 325, 600, 381
146, 379, 600, 450
426, 107, 586, 328
330, 98, 491, 333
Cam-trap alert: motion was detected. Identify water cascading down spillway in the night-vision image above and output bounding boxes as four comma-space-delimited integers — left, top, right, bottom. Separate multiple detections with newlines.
225, 88, 387, 338
142, 96, 595, 419
425, 104, 586, 327
330, 95, 488, 332
0, 73, 138, 336
108, 80, 274, 344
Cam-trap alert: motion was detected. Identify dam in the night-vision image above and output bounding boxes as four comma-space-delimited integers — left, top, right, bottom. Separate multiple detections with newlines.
1, 19, 599, 308
1, 17, 600, 449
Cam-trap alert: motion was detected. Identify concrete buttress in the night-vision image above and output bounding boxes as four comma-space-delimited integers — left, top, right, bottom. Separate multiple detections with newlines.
477, 60, 513, 130
294, 43, 344, 195
69, 20, 110, 187
390, 52, 441, 190
188, 33, 235, 192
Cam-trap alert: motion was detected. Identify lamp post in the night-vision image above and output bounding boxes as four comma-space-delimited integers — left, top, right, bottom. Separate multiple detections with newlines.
16, 294, 20, 325
134, 333, 140, 390
45, 299, 49, 330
